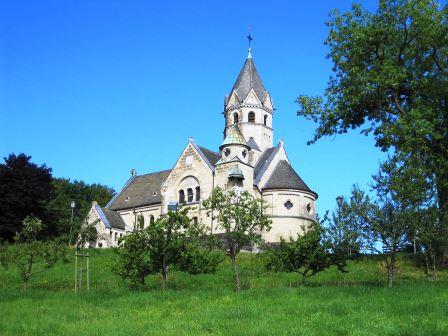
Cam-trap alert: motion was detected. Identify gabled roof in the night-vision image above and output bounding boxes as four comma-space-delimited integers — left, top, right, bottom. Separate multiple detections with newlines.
198, 146, 221, 166
228, 56, 266, 104
96, 205, 126, 230
263, 160, 315, 195
247, 137, 261, 152
107, 170, 171, 211
220, 124, 249, 149
254, 146, 279, 182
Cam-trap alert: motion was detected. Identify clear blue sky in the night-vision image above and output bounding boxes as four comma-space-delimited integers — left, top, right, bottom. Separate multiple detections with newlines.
0, 0, 383, 216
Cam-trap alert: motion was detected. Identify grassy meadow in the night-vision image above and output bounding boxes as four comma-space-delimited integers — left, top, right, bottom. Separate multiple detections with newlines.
0, 249, 447, 335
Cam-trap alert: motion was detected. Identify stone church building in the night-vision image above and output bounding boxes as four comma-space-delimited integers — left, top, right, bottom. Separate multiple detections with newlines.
85, 47, 318, 248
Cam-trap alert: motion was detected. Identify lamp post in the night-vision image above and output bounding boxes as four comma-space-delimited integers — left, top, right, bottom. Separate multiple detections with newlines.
68, 200, 76, 246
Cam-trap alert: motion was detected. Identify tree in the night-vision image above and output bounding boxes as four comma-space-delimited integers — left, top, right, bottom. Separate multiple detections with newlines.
0, 216, 68, 290
297, 0, 448, 239
265, 221, 348, 286
0, 154, 53, 241
45, 178, 114, 241
113, 208, 220, 289
345, 156, 421, 287
202, 187, 271, 291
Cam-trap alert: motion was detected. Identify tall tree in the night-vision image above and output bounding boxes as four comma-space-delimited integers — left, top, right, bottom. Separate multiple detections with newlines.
297, 0, 448, 233
0, 154, 53, 241
45, 178, 114, 240
202, 187, 271, 291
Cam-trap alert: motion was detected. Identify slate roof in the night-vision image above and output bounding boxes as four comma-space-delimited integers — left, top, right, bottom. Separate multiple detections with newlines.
263, 160, 315, 195
107, 170, 171, 211
198, 146, 221, 166
96, 205, 126, 230
229, 56, 266, 103
220, 124, 249, 149
253, 146, 278, 181
247, 137, 261, 152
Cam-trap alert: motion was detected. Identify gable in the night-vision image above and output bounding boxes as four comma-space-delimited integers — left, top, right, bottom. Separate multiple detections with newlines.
243, 89, 262, 105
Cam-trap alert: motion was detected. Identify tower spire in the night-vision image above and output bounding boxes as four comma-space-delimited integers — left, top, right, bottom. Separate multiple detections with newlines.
247, 33, 253, 59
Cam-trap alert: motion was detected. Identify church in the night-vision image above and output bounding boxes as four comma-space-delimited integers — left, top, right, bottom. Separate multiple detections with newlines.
85, 44, 318, 248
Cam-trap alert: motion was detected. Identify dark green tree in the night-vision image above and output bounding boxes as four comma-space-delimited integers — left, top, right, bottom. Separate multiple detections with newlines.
297, 0, 448, 236
202, 187, 271, 291
0, 154, 54, 241
0, 216, 69, 290
45, 178, 114, 241
265, 221, 348, 286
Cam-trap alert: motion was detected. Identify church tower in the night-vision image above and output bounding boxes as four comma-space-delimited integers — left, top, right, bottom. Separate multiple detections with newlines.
223, 43, 274, 156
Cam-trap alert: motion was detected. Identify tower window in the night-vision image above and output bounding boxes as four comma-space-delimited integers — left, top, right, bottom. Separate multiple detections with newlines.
242, 150, 247, 158
224, 148, 231, 157
248, 112, 255, 123
284, 201, 293, 210
264, 115, 268, 126
195, 186, 200, 202
150, 215, 155, 224
233, 112, 239, 124
306, 203, 312, 213
179, 190, 185, 204
187, 188, 193, 203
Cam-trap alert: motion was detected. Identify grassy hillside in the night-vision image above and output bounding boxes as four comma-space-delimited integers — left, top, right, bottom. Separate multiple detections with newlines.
0, 249, 447, 335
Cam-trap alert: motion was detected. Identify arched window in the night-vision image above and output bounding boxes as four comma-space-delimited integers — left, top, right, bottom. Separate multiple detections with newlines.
179, 190, 185, 204
150, 215, 155, 224
195, 186, 200, 202
192, 217, 198, 224
248, 111, 255, 123
264, 114, 268, 126
187, 188, 193, 203
233, 112, 239, 124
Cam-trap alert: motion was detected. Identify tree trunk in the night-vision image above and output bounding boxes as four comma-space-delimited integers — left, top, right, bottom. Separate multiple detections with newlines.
387, 255, 395, 288
301, 272, 308, 287
432, 254, 437, 282
162, 257, 168, 290
230, 254, 240, 292
23, 275, 29, 291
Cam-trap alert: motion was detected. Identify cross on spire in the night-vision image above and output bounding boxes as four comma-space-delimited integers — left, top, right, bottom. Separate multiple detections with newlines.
246, 33, 253, 59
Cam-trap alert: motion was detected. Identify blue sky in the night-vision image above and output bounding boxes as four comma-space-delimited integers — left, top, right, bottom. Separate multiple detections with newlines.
0, 0, 383, 215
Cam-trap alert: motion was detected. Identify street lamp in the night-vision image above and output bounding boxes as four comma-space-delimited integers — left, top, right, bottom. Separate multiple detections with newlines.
68, 200, 76, 246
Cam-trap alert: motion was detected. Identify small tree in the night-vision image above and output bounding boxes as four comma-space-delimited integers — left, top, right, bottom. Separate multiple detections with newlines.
114, 208, 220, 288
202, 187, 271, 291
265, 221, 348, 286
0, 216, 68, 290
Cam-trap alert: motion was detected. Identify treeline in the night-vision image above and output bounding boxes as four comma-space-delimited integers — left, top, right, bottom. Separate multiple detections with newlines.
0, 153, 114, 242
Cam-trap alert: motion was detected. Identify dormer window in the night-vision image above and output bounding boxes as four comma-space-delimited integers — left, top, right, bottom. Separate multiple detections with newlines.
248, 111, 255, 123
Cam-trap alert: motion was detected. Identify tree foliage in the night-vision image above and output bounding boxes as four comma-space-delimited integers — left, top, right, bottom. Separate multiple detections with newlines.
202, 187, 271, 291
46, 178, 114, 241
0, 216, 69, 290
0, 154, 53, 241
113, 208, 221, 288
297, 0, 448, 235
265, 221, 348, 286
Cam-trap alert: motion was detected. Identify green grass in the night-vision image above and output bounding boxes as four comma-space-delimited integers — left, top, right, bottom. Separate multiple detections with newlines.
0, 249, 447, 335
